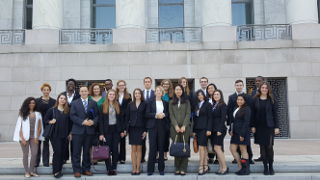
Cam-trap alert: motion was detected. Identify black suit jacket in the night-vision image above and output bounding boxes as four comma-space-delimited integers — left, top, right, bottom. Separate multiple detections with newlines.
231, 106, 251, 137
251, 97, 279, 128
145, 100, 169, 129
126, 101, 147, 131
143, 89, 155, 103
193, 101, 212, 132
119, 95, 132, 130
212, 103, 227, 133
70, 98, 99, 135
61, 91, 80, 106
227, 92, 252, 126
99, 109, 123, 135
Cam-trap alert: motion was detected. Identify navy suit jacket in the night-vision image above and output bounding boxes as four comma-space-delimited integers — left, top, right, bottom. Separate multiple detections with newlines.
145, 100, 170, 130
70, 98, 99, 135
143, 89, 155, 103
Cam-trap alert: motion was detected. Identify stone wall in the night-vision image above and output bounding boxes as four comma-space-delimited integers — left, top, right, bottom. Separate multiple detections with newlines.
0, 40, 320, 141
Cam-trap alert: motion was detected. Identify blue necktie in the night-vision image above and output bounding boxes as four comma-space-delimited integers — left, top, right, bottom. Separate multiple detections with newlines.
147, 90, 150, 101
83, 100, 88, 112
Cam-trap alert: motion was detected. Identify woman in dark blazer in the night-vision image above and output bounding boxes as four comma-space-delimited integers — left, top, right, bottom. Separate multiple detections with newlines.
229, 94, 251, 175
169, 84, 191, 176
99, 89, 123, 176
126, 88, 147, 175
116, 80, 132, 164
192, 90, 212, 175
211, 90, 228, 175
44, 93, 70, 178
146, 86, 169, 176
251, 82, 279, 175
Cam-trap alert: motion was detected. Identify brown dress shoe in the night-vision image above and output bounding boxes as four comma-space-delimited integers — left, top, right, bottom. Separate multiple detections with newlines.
74, 172, 81, 178
83, 171, 93, 176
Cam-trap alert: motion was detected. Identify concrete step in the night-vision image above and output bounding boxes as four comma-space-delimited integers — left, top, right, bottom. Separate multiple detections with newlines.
0, 173, 320, 180
0, 160, 319, 175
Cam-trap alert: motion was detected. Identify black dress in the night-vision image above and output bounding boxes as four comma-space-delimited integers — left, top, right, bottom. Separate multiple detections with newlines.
126, 102, 147, 145
252, 98, 278, 146
193, 101, 212, 146
211, 103, 227, 146
230, 106, 251, 146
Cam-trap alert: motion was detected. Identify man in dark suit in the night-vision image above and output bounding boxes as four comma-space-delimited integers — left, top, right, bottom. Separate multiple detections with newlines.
227, 79, 254, 164
102, 79, 113, 98
61, 78, 80, 163
70, 86, 99, 178
251, 76, 265, 162
141, 77, 155, 163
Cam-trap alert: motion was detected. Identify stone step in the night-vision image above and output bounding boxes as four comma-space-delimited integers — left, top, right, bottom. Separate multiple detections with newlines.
0, 161, 319, 175
0, 173, 320, 180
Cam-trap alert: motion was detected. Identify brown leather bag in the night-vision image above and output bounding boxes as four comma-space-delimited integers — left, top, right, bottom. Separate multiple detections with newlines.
193, 136, 199, 153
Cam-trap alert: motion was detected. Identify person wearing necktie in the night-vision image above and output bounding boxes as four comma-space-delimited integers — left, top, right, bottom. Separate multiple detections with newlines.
70, 86, 99, 178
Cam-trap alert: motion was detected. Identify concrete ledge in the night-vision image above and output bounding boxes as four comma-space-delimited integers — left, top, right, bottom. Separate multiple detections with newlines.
25, 29, 60, 45
0, 161, 319, 175
0, 173, 320, 180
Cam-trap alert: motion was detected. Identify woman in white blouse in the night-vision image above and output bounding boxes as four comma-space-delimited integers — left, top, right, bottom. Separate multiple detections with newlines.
13, 97, 44, 178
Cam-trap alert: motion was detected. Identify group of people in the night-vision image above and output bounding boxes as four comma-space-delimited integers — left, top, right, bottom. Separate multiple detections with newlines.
13, 76, 280, 178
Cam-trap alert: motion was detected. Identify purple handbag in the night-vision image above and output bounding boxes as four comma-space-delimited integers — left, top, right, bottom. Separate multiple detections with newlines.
92, 143, 110, 161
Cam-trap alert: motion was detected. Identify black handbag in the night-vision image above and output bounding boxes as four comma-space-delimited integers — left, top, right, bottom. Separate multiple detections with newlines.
43, 109, 55, 138
169, 134, 191, 157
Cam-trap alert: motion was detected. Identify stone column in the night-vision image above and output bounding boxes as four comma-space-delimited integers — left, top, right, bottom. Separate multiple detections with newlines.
113, 0, 146, 44
200, 0, 236, 42
26, 0, 63, 44
286, 0, 318, 24
286, 0, 320, 40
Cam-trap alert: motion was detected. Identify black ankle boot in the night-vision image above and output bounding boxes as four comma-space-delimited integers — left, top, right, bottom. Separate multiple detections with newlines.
235, 160, 245, 175
238, 159, 250, 175
269, 161, 274, 175
263, 161, 269, 175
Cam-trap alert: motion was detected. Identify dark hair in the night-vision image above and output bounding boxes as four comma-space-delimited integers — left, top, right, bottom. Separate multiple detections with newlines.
132, 88, 145, 102
171, 84, 187, 105
54, 94, 69, 114
255, 82, 274, 103
206, 83, 217, 97
66, 78, 77, 85
195, 90, 207, 102
89, 83, 102, 96
19, 97, 37, 120
213, 89, 225, 105
236, 94, 247, 108
199, 77, 208, 83
79, 85, 89, 90
256, 76, 265, 81
143, 77, 152, 83
235, 79, 244, 84
105, 79, 112, 82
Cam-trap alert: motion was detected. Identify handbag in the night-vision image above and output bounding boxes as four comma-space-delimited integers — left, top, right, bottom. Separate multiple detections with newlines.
193, 135, 199, 153
169, 134, 191, 157
92, 141, 110, 161
43, 109, 56, 138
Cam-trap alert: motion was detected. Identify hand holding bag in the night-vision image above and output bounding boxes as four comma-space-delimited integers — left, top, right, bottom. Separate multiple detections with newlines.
43, 109, 56, 138
92, 141, 110, 161
169, 134, 191, 157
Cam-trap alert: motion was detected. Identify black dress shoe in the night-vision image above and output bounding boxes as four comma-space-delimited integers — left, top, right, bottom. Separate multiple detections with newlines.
254, 157, 263, 162
141, 159, 146, 163
43, 164, 49, 167
214, 159, 219, 164
208, 158, 214, 164
54, 172, 63, 178
120, 160, 125, 164
159, 171, 165, 176
147, 172, 153, 176
232, 159, 237, 164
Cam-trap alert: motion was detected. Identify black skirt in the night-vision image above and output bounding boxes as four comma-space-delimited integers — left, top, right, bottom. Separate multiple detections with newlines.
194, 129, 207, 146
128, 126, 145, 145
230, 132, 250, 145
212, 131, 226, 146
254, 127, 274, 146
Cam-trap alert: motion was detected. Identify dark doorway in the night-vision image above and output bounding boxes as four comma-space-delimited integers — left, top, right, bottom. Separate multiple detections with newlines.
246, 77, 289, 138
